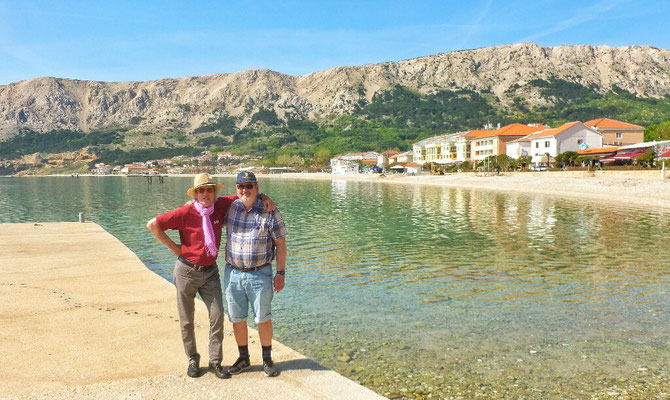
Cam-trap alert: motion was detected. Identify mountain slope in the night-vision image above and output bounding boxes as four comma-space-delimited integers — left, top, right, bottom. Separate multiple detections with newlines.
1, 42, 670, 140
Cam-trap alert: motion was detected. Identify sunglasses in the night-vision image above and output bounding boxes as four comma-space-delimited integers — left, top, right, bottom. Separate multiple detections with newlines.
236, 183, 255, 189
196, 187, 215, 194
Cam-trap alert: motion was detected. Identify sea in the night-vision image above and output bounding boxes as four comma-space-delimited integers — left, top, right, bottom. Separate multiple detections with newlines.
1, 175, 669, 398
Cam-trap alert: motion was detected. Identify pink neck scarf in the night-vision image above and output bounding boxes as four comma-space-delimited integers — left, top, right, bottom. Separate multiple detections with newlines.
193, 200, 218, 258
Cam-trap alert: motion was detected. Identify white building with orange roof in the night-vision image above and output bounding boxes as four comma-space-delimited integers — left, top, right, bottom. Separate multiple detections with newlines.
330, 151, 380, 174
507, 131, 541, 159
389, 151, 414, 165
405, 162, 422, 175
529, 122, 603, 165
584, 118, 644, 146
466, 123, 547, 162
378, 150, 399, 168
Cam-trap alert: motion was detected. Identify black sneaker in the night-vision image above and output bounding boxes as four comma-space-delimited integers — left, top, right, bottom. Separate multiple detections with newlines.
187, 358, 200, 378
228, 357, 251, 375
263, 359, 279, 377
209, 362, 231, 379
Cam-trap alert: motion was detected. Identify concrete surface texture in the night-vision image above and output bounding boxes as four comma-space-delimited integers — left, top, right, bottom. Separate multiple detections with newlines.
0, 222, 385, 400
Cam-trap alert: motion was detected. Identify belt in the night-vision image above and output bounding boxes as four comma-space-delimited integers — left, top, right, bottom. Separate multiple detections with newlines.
228, 262, 271, 272
178, 256, 216, 271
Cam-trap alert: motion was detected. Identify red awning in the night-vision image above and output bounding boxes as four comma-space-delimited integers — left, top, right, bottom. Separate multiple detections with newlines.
613, 151, 646, 160
660, 150, 670, 158
599, 157, 616, 163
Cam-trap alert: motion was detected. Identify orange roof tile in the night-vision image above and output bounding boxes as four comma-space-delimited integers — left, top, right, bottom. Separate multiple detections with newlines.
494, 123, 549, 137
405, 162, 422, 167
532, 121, 582, 139
465, 123, 547, 139
465, 129, 494, 139
577, 146, 620, 155
585, 118, 643, 130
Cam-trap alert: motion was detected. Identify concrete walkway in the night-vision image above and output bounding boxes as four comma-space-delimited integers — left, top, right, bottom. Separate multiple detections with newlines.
0, 222, 385, 400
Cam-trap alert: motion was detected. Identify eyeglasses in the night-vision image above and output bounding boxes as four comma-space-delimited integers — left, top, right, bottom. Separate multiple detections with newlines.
236, 183, 255, 190
196, 187, 215, 194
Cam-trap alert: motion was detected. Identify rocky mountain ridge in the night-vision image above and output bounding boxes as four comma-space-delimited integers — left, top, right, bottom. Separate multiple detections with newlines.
1, 42, 670, 140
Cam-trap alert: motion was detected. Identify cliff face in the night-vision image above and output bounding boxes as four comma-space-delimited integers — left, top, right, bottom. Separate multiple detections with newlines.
1, 42, 669, 139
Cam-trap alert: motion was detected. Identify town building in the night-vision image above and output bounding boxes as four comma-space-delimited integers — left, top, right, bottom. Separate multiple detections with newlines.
575, 146, 620, 164
529, 122, 603, 165
467, 123, 547, 162
389, 151, 414, 165
378, 151, 399, 168
92, 163, 112, 175
330, 152, 370, 174
585, 118, 644, 146
412, 132, 468, 165
121, 162, 149, 175
405, 162, 422, 175
600, 140, 670, 164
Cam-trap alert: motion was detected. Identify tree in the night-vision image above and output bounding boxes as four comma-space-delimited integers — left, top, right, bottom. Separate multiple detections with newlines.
275, 154, 303, 167
644, 121, 670, 142
250, 108, 281, 126
517, 156, 532, 169
495, 154, 515, 171
314, 148, 332, 166
574, 156, 591, 166
636, 149, 655, 167
556, 151, 578, 167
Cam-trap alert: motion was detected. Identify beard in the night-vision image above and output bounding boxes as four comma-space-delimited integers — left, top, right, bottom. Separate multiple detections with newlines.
239, 191, 257, 203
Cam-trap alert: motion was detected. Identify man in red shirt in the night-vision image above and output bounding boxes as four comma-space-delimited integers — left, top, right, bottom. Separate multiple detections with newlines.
146, 173, 272, 379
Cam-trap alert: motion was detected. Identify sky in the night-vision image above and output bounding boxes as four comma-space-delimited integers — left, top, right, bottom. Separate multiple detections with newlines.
1, 0, 669, 85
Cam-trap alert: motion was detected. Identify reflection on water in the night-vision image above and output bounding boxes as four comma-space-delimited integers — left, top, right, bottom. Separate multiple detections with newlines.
2, 176, 670, 398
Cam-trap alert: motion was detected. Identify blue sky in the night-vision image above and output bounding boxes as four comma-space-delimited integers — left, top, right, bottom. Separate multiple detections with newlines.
0, 0, 668, 85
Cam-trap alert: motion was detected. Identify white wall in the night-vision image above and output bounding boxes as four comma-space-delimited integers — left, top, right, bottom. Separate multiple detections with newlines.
557, 124, 603, 153
506, 141, 531, 159
530, 137, 557, 158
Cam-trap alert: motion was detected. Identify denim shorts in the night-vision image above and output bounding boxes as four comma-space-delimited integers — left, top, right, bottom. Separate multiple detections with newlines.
224, 264, 274, 324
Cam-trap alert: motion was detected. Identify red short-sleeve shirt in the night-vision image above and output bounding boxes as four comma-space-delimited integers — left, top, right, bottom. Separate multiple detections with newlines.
156, 195, 236, 266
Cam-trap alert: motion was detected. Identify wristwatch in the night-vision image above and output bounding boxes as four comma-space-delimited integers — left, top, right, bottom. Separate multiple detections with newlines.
276, 270, 285, 275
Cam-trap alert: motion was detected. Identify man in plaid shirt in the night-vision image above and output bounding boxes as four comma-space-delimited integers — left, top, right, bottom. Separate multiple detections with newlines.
224, 171, 287, 377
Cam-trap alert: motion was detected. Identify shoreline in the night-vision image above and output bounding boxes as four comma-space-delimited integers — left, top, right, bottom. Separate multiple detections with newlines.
260, 170, 670, 211
5, 170, 670, 211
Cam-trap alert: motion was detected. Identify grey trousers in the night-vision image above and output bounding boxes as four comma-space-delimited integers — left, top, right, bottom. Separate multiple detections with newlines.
173, 258, 224, 364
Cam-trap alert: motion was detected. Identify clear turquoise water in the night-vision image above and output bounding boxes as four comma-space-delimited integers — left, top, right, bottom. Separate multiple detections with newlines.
2, 176, 669, 398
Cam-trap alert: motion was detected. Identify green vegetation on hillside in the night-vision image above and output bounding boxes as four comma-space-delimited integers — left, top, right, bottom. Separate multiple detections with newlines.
645, 121, 670, 141
357, 85, 494, 131
4, 78, 670, 169
506, 78, 670, 127
0, 129, 122, 159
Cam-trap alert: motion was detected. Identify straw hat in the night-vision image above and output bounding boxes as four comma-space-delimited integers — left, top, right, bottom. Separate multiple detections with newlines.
186, 173, 224, 197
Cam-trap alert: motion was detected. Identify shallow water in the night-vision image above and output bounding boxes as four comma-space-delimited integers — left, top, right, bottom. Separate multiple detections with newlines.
2, 176, 669, 398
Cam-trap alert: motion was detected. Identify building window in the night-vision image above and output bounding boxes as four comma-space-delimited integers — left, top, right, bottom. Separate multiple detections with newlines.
545, 141, 550, 148
535, 142, 539, 148
616, 132, 622, 139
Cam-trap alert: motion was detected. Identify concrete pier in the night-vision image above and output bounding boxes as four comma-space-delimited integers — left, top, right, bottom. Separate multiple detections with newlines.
0, 222, 384, 399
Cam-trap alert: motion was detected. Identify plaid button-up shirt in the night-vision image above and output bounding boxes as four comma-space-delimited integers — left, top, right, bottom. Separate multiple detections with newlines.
224, 198, 287, 268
